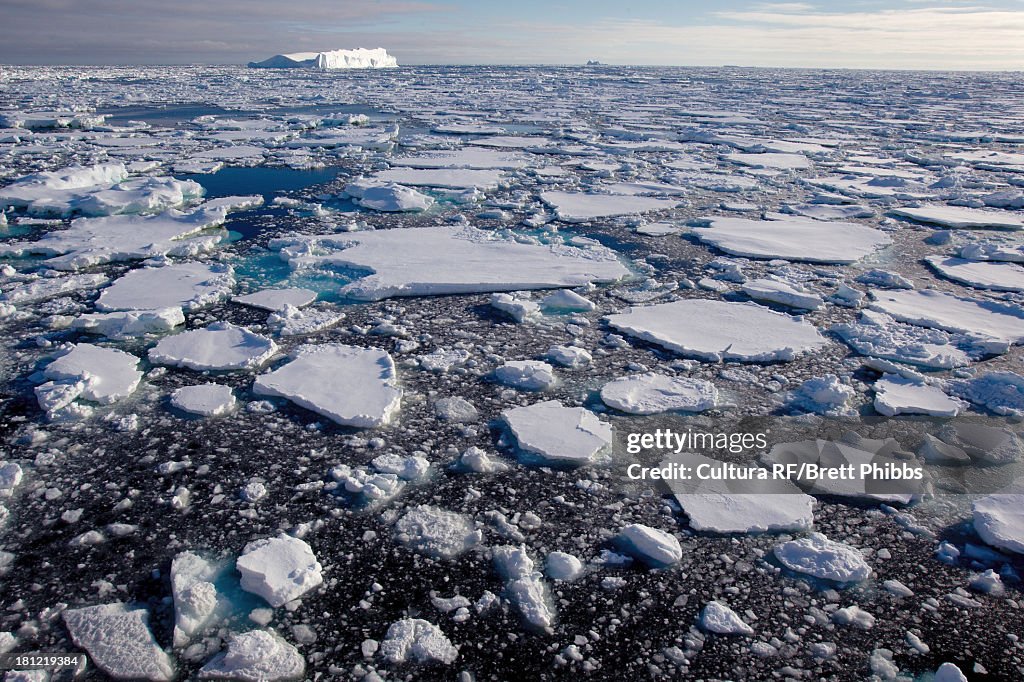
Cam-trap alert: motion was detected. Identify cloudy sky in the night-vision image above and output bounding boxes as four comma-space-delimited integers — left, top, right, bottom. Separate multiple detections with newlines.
4, 0, 1024, 70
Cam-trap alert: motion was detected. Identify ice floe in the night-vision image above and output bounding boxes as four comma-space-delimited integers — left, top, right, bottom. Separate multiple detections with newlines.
869, 289, 1024, 345
606, 299, 828, 362
873, 375, 963, 417
892, 205, 1024, 230
678, 494, 815, 534
699, 601, 753, 636
170, 384, 237, 417
773, 533, 872, 584
71, 307, 184, 340
96, 262, 235, 312
741, 278, 823, 310
972, 480, 1024, 555
600, 373, 717, 414
149, 322, 277, 371
690, 216, 891, 264
170, 551, 220, 646
493, 360, 557, 391
236, 534, 323, 607
501, 401, 613, 465
36, 343, 142, 419
926, 256, 1024, 292
394, 505, 482, 560
233, 288, 317, 311
199, 630, 305, 680
253, 344, 401, 427
379, 618, 458, 665
616, 524, 682, 567
540, 190, 680, 222
344, 179, 433, 212
63, 603, 175, 681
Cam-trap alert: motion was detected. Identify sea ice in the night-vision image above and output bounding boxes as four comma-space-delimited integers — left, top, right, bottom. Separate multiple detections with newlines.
699, 601, 754, 636
606, 299, 828, 362
540, 190, 680, 222
600, 373, 717, 414
37, 343, 142, 417
170, 551, 220, 646
678, 493, 814, 534
371, 168, 505, 190
394, 505, 482, 560
616, 524, 683, 567
950, 371, 1024, 416
379, 618, 458, 665
1, 273, 109, 304
501, 401, 613, 465
233, 288, 317, 311
0, 162, 128, 216
869, 289, 1024, 345
96, 262, 235, 312
236, 534, 323, 607
926, 256, 1024, 292
493, 360, 557, 391
270, 225, 628, 300
741, 278, 823, 310
892, 205, 1024, 230
873, 375, 963, 417
198, 630, 305, 680
690, 216, 891, 264
63, 603, 175, 681
773, 533, 872, 583
253, 344, 402, 427
149, 322, 278, 371
171, 384, 237, 417
973, 480, 1024, 554
546, 552, 584, 581
344, 180, 434, 212
831, 310, 975, 369
71, 308, 185, 340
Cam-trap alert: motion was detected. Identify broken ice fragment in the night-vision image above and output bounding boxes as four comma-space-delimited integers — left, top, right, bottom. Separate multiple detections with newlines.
502, 401, 612, 466
236, 534, 324, 607
63, 603, 175, 681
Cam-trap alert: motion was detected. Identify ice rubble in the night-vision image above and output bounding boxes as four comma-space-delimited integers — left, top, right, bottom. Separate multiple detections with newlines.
236, 534, 324, 607
253, 344, 401, 427
1, 272, 108, 304
599, 373, 718, 414
690, 216, 891, 264
493, 545, 558, 629
951, 371, 1024, 416
394, 505, 482, 560
501, 401, 613, 465
62, 603, 175, 681
926, 256, 1024, 292
171, 384, 237, 417
248, 48, 398, 70
199, 630, 305, 680
0, 197, 260, 271
96, 262, 235, 312
266, 305, 346, 337
616, 524, 682, 567
379, 618, 458, 665
699, 601, 754, 636
149, 322, 277, 371
872, 375, 963, 417
891, 205, 1024, 230
540, 191, 680, 222
36, 343, 142, 419
773, 533, 872, 583
606, 299, 828, 362
270, 225, 629, 300
233, 287, 317, 311
170, 551, 220, 646
0, 162, 127, 216
869, 289, 1024, 345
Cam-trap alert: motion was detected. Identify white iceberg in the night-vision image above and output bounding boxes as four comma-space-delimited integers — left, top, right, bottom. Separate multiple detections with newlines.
249, 48, 397, 69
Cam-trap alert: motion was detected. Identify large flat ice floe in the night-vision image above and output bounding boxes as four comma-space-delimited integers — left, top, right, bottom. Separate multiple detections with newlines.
236, 534, 323, 607
199, 630, 305, 680
36, 343, 142, 419
869, 289, 1024, 345
606, 299, 828, 362
253, 344, 402, 427
926, 256, 1024, 292
270, 225, 629, 301
63, 603, 175, 681
0, 196, 260, 271
600, 373, 717, 414
149, 322, 277, 372
541, 190, 680, 222
501, 401, 613, 466
891, 205, 1024, 230
96, 262, 235, 312
873, 375, 963, 417
248, 48, 397, 69
690, 216, 891, 264
678, 493, 815, 534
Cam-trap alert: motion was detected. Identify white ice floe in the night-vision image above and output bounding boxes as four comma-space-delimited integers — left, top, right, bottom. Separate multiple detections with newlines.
266, 305, 345, 337
600, 373, 717, 414
490, 293, 540, 323
678, 493, 815, 534
699, 601, 754, 636
0, 162, 128, 216
0, 462, 23, 498
199, 630, 305, 680
344, 179, 434, 212
63, 603, 175, 681
249, 47, 397, 69
391, 148, 531, 170
973, 480, 1024, 555
379, 618, 458, 665
36, 343, 142, 418
540, 190, 680, 222
831, 310, 977, 369
540, 289, 595, 312
742, 278, 823, 310
493, 360, 557, 391
394, 505, 482, 560
1, 273, 108, 304
372, 168, 504, 190
951, 371, 1024, 416
253, 344, 402, 427
727, 152, 811, 170
0, 198, 259, 271
773, 533, 872, 583
233, 288, 317, 311
789, 375, 855, 416
873, 375, 963, 417
892, 205, 1024, 230
149, 322, 277, 371
71, 307, 184, 340
635, 222, 682, 236
96, 262, 235, 312
546, 345, 592, 368
691, 216, 891, 264
170, 551, 220, 646
236, 534, 323, 607
869, 289, 1024, 345
171, 384, 237, 417
493, 545, 557, 629
546, 551, 585, 581
616, 524, 682, 567
934, 663, 968, 682
926, 256, 1024, 292
502, 401, 613, 465
271, 225, 628, 301
606, 299, 828, 362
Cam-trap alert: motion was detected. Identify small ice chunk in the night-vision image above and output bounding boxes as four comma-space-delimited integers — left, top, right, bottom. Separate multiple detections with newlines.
545, 345, 592, 368
236, 534, 324, 607
742, 278, 823, 310
789, 375, 854, 416
170, 551, 220, 646
171, 384, 237, 417
433, 396, 479, 422
699, 601, 754, 636
616, 524, 682, 567
493, 360, 556, 390
774, 533, 871, 583
831, 605, 875, 629
600, 373, 717, 414
347, 181, 434, 212
198, 630, 304, 680
379, 618, 458, 665
973, 483, 1024, 555
233, 288, 317, 311
63, 603, 175, 681
934, 662, 968, 682
545, 551, 584, 581
490, 293, 540, 323
539, 289, 595, 312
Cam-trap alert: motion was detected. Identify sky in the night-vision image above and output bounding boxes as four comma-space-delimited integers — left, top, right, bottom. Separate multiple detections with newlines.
3, 0, 1024, 70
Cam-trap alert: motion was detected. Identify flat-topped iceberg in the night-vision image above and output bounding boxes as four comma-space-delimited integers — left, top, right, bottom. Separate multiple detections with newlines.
249, 48, 397, 69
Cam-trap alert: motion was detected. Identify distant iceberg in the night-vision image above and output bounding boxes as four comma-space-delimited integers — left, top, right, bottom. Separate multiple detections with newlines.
248, 48, 397, 69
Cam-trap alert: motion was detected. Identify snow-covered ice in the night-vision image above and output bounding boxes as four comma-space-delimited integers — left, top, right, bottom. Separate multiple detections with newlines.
972, 480, 1024, 555
379, 618, 458, 665
232, 288, 317, 311
892, 205, 1024, 230
170, 551, 220, 646
678, 494, 815, 534
773, 533, 872, 583
873, 375, 963, 417
691, 216, 891, 264
63, 603, 175, 681
699, 601, 754, 636
869, 289, 1024, 345
36, 343, 142, 418
540, 190, 680, 222
149, 322, 277, 371
502, 401, 612, 465
96, 262, 235, 312
199, 630, 305, 680
394, 505, 482, 560
616, 524, 682, 567
926, 256, 1024, 292
600, 373, 717, 414
236, 534, 323, 607
170, 384, 237, 417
